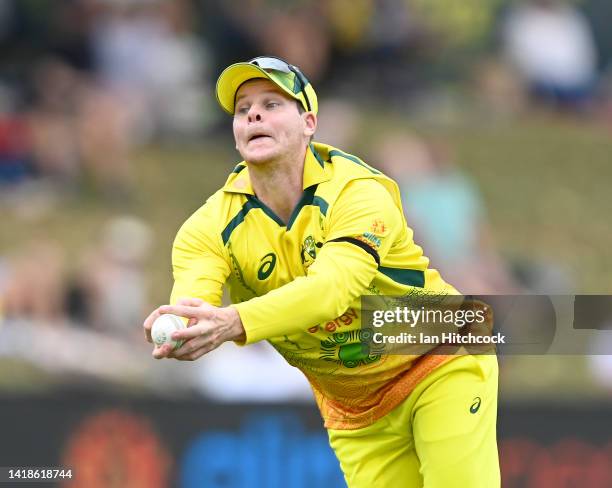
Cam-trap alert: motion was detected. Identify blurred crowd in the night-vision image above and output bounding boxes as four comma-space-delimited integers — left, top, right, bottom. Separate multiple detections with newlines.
1, 0, 612, 400
1, 0, 612, 191
0, 0, 210, 196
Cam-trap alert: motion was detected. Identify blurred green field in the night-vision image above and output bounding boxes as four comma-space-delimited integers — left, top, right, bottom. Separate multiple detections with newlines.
444, 116, 612, 294
2, 115, 611, 305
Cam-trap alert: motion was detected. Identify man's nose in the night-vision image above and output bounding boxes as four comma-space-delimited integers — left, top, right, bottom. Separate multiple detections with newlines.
247, 106, 262, 123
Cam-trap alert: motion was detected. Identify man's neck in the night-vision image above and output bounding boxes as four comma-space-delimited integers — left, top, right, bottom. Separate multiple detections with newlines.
249, 145, 307, 224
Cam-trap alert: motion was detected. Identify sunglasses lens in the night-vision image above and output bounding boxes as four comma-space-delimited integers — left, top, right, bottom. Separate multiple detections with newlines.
248, 57, 312, 112
250, 57, 291, 73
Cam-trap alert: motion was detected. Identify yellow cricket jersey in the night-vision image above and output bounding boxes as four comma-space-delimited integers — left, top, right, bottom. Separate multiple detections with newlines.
171, 142, 458, 429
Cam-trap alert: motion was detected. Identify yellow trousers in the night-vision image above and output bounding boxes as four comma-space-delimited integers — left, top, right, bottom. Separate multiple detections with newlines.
328, 354, 500, 487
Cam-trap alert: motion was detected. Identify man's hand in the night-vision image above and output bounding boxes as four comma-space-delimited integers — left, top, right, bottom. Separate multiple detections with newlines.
142, 297, 246, 360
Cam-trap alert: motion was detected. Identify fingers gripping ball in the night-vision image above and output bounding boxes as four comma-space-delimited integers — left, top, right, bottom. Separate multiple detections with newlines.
152, 314, 186, 350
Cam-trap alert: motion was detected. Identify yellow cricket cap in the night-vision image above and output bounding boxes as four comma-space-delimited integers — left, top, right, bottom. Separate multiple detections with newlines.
215, 56, 318, 115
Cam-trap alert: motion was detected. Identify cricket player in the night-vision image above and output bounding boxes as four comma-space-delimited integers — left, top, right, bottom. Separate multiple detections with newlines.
143, 56, 500, 487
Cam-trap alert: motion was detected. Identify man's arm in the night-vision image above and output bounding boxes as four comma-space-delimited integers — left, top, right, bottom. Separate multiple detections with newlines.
143, 202, 231, 356
151, 235, 379, 360
170, 204, 230, 307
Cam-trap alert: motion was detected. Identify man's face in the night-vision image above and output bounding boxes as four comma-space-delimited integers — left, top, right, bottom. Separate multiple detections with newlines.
232, 79, 315, 165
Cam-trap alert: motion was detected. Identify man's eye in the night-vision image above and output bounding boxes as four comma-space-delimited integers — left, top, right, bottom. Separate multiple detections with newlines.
236, 106, 249, 114
266, 101, 279, 109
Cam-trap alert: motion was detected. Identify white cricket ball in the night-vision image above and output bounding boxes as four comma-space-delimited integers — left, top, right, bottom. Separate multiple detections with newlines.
151, 314, 186, 350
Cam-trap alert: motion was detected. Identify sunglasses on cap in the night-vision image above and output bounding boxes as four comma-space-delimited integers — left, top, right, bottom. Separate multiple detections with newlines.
248, 56, 312, 113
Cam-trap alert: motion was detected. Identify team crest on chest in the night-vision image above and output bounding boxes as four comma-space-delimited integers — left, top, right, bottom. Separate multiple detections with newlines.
300, 235, 319, 268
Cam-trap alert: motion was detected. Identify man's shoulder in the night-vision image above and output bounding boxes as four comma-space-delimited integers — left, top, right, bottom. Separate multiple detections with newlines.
171, 190, 228, 253
313, 142, 382, 179
193, 188, 227, 215
313, 142, 402, 208
177, 188, 229, 235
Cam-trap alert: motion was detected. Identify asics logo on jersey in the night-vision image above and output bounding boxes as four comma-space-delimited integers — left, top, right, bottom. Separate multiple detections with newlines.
257, 253, 277, 280
470, 397, 482, 414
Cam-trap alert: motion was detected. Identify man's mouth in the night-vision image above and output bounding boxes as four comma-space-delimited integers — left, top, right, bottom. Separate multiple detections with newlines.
248, 133, 271, 142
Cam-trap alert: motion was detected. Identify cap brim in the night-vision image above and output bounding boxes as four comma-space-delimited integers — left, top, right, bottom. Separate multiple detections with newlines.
215, 62, 301, 115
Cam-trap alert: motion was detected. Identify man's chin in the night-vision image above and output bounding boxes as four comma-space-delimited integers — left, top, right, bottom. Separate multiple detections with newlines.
243, 148, 278, 165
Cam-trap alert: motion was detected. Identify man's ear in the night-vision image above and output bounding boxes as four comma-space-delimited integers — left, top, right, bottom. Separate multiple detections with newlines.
303, 112, 317, 138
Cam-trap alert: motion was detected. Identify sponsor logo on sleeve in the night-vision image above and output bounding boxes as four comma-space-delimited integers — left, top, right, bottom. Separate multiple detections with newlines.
371, 219, 386, 234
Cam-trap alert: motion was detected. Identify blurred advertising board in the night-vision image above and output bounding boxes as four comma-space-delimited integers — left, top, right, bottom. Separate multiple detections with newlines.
0, 392, 611, 487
